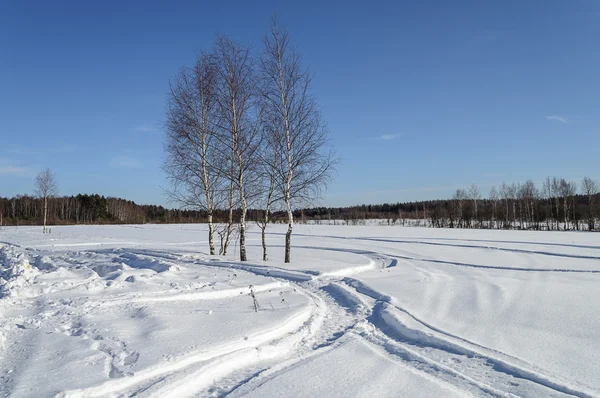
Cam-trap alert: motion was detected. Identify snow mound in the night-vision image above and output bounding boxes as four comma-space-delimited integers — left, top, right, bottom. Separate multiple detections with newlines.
34, 255, 57, 271
0, 245, 40, 298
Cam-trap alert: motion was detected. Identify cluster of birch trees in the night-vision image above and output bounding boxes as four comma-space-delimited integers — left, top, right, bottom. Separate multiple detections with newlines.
164, 18, 334, 263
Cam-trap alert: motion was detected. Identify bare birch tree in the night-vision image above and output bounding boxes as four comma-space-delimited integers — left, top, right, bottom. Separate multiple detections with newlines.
508, 183, 518, 228
566, 181, 578, 230
500, 182, 511, 228
260, 18, 334, 263
469, 184, 480, 227
212, 35, 261, 262
164, 54, 225, 255
543, 177, 553, 230
551, 177, 562, 230
557, 179, 575, 230
489, 186, 499, 229
453, 189, 468, 228
35, 168, 58, 233
582, 177, 598, 231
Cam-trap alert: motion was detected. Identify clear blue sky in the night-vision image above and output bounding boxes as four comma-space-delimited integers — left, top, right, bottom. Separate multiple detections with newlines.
1, 0, 598, 207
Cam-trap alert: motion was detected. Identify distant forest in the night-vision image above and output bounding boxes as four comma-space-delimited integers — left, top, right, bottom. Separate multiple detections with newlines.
1, 177, 598, 231
300, 178, 600, 232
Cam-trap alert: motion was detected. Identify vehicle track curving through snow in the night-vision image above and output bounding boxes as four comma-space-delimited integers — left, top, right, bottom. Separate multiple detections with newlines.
107, 244, 597, 397
2, 225, 600, 397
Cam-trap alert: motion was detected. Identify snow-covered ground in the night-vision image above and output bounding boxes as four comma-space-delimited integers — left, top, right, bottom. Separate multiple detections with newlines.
1, 224, 599, 397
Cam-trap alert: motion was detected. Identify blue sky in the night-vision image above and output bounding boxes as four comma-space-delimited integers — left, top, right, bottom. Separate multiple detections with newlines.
1, 1, 599, 207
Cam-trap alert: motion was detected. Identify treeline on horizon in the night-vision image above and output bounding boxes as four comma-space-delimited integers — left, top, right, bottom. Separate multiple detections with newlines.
1, 177, 598, 231
0, 193, 294, 226
302, 177, 600, 232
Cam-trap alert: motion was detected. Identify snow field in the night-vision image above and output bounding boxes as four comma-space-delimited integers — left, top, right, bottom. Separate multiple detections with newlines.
1, 224, 599, 397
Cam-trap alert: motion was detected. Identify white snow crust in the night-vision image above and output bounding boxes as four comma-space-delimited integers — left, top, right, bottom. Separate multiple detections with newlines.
1, 224, 599, 397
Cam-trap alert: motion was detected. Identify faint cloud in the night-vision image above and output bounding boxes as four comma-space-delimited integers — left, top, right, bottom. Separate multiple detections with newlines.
376, 133, 403, 141
134, 124, 155, 133
546, 115, 569, 123
0, 166, 29, 176
109, 156, 142, 169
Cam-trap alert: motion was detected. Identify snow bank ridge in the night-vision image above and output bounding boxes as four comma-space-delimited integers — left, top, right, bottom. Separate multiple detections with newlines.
0, 244, 39, 298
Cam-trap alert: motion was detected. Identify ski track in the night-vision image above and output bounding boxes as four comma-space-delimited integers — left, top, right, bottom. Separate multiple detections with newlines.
187, 242, 597, 397
292, 233, 600, 262
58, 306, 316, 398
189, 244, 593, 398
293, 244, 600, 274
84, 247, 594, 396
95, 281, 291, 307
3, 233, 598, 397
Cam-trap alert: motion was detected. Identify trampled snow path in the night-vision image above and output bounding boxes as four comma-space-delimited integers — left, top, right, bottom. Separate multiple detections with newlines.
1, 225, 599, 397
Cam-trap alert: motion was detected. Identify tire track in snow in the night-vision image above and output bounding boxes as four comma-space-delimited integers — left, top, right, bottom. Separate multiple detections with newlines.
292, 233, 600, 262
387, 235, 600, 251
55, 245, 596, 397
294, 244, 600, 274
333, 265, 597, 397
160, 249, 579, 396
216, 244, 596, 397
214, 264, 522, 397
96, 281, 290, 307
57, 302, 316, 398
144, 287, 329, 398
180, 252, 517, 397
115, 253, 378, 397
358, 237, 600, 261
53, 249, 328, 398
392, 254, 600, 274
367, 301, 594, 398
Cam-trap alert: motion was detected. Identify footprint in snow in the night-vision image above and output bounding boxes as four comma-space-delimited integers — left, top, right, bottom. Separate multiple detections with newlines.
119, 351, 140, 367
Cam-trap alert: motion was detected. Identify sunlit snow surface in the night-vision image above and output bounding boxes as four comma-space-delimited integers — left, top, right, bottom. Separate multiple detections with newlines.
1, 224, 599, 397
